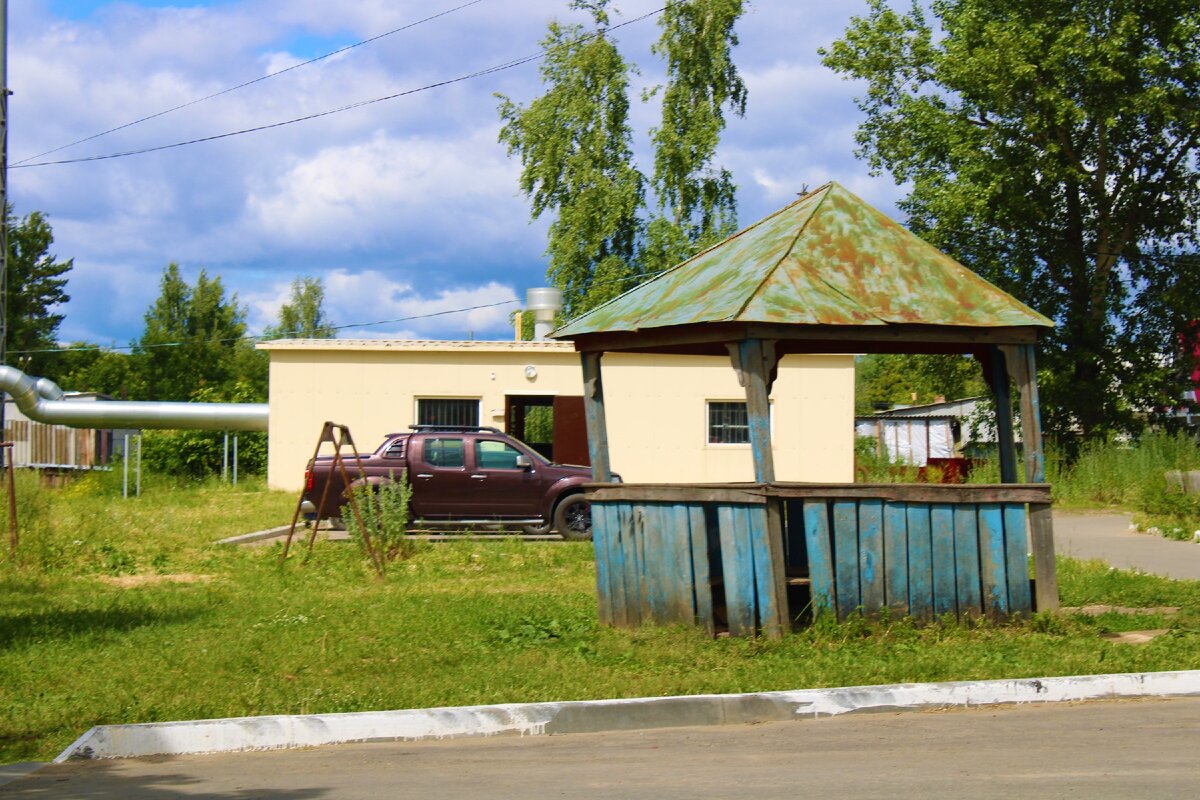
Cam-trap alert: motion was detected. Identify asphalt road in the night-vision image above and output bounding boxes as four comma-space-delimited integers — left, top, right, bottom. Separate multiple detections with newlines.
1054, 511, 1200, 580
5, 698, 1199, 799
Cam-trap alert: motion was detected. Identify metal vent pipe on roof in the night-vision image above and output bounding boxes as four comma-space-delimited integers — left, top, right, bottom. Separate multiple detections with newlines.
526, 287, 563, 341
0, 366, 268, 431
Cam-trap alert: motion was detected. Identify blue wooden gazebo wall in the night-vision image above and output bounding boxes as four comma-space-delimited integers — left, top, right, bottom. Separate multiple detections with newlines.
591, 498, 776, 637
588, 485, 1048, 635
800, 498, 1031, 621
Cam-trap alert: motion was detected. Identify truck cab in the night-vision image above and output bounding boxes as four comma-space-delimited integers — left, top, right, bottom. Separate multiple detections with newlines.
303, 425, 606, 540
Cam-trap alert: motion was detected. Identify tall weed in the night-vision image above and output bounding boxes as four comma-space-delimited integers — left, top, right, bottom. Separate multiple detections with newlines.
0, 468, 291, 576
343, 475, 419, 568
1050, 433, 1200, 508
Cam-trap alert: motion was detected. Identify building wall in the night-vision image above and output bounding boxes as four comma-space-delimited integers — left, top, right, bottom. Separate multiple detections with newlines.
262, 340, 854, 492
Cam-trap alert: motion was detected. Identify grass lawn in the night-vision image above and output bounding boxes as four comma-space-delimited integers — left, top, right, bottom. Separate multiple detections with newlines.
2, 472, 1200, 764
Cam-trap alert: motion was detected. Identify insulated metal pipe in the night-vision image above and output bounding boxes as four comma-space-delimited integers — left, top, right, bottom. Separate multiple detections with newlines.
0, 366, 268, 432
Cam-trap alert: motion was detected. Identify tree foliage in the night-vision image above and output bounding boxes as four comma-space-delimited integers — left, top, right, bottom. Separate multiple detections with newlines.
139, 385, 268, 478
134, 264, 257, 402
855, 353, 986, 414
499, 0, 748, 315
265, 276, 335, 339
53, 346, 138, 399
5, 208, 72, 376
822, 0, 1200, 440
498, 0, 643, 317
645, 0, 747, 271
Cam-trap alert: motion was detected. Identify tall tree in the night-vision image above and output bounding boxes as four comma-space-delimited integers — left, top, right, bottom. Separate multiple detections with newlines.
855, 353, 986, 414
497, 0, 643, 317
134, 263, 251, 401
822, 0, 1200, 441
644, 0, 747, 271
265, 276, 335, 339
5, 208, 72, 376
54, 346, 137, 398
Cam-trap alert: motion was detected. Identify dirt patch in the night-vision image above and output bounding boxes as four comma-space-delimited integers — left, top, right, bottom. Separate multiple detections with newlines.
98, 573, 214, 588
1063, 604, 1180, 617
1100, 629, 1171, 645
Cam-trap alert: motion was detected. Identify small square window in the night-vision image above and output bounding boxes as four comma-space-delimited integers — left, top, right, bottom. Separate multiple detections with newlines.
708, 401, 749, 444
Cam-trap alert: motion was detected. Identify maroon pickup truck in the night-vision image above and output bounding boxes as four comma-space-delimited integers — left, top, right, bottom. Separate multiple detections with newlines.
301, 426, 608, 540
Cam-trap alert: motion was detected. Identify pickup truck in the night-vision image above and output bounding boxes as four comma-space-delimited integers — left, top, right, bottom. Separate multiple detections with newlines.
301, 425, 607, 540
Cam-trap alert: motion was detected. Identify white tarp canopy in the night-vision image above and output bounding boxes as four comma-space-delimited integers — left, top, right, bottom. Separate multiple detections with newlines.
855, 418, 955, 466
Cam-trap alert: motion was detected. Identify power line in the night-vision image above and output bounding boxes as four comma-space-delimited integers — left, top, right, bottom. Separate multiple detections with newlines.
13, 6, 667, 169
8, 299, 521, 355
8, 268, 670, 357
11, 0, 491, 166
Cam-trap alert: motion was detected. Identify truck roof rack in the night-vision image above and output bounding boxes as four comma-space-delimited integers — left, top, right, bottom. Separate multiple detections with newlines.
407, 425, 505, 434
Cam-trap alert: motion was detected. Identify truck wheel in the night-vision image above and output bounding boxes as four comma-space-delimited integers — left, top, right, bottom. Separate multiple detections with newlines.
554, 495, 592, 541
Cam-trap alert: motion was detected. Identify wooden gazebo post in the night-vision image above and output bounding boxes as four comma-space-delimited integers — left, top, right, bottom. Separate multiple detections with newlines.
1002, 344, 1059, 612
986, 344, 1059, 614
580, 351, 612, 482
729, 337, 789, 637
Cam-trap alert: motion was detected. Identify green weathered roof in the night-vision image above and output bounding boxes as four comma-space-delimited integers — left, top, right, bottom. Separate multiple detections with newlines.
553, 182, 1052, 340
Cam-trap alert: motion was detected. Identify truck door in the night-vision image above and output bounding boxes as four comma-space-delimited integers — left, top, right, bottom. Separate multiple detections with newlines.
409, 436, 473, 518
467, 438, 543, 518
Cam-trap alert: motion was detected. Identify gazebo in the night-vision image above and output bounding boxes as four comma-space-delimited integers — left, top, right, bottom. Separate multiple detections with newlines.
553, 182, 1057, 638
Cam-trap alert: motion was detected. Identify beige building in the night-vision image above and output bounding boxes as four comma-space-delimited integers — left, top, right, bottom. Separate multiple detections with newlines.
259, 339, 854, 493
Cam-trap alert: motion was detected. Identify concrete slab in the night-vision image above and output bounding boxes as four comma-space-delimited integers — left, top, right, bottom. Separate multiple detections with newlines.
52, 670, 1200, 761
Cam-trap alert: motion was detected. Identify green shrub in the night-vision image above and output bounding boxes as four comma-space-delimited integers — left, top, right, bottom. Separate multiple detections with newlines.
343, 475, 418, 569
140, 429, 267, 478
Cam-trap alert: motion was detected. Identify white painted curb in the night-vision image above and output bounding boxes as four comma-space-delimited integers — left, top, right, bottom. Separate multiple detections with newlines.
56, 669, 1200, 761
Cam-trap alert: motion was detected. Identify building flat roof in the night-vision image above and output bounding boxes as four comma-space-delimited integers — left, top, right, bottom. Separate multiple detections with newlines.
257, 339, 576, 353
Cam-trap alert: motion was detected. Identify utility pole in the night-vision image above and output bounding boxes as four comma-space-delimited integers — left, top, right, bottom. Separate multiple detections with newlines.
0, 0, 9, 469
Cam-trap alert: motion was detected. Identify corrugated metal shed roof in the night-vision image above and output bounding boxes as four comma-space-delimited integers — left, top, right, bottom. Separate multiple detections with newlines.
553, 182, 1052, 339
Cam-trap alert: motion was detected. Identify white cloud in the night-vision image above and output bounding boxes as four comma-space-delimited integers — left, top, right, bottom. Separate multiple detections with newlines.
11, 0, 901, 347
246, 128, 521, 249
241, 268, 520, 340
323, 270, 519, 339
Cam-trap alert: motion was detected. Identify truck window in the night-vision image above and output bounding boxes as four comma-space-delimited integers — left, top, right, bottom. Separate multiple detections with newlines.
383, 439, 406, 459
423, 438, 465, 468
475, 440, 523, 470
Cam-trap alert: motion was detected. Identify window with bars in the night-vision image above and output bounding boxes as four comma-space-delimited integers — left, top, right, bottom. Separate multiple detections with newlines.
416, 398, 480, 428
707, 401, 750, 444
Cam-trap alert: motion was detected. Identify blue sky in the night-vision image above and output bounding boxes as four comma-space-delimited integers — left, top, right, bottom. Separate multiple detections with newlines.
11, 0, 904, 347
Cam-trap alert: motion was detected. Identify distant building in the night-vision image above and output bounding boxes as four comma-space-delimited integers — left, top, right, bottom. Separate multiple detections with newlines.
855, 396, 993, 465
3, 393, 130, 470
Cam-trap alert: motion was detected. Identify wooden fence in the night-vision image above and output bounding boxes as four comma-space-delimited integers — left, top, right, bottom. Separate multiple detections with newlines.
588, 483, 1052, 636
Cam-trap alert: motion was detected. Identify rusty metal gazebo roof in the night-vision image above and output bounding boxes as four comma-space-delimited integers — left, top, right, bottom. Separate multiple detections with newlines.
553, 182, 1052, 354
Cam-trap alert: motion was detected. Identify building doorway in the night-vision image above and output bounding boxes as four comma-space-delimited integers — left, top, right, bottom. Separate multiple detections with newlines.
505, 395, 589, 466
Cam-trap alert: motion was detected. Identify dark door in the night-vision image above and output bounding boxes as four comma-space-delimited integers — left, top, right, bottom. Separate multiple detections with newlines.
552, 395, 589, 466
409, 436, 472, 518
505, 395, 555, 460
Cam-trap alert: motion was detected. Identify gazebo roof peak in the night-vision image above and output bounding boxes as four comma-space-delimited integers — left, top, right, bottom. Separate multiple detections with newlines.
553, 181, 1052, 342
